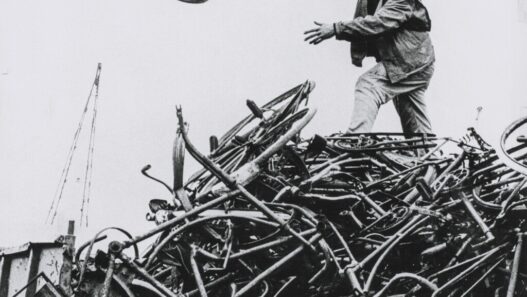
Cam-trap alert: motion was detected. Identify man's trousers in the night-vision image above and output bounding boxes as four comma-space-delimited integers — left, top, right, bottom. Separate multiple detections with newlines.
347, 62, 434, 134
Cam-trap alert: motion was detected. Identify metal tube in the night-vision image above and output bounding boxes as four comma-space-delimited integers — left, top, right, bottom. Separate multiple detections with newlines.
190, 247, 208, 297
419, 138, 450, 161
195, 229, 317, 261
177, 107, 237, 188
234, 234, 322, 297
125, 190, 239, 246
185, 273, 233, 297
506, 233, 524, 297
461, 257, 505, 297
447, 237, 473, 267
358, 193, 387, 217
431, 152, 466, 189
253, 109, 316, 166
236, 184, 316, 251
354, 216, 427, 272
363, 216, 429, 292
431, 244, 506, 297
145, 214, 280, 268
428, 252, 489, 280
120, 254, 181, 297
230, 228, 317, 259
100, 254, 116, 297
373, 273, 438, 297
459, 192, 495, 241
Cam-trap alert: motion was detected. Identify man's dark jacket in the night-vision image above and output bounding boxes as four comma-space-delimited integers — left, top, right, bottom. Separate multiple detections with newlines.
334, 0, 434, 83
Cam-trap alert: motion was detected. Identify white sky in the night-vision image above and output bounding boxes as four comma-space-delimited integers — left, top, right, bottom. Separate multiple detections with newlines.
1, 0, 526, 248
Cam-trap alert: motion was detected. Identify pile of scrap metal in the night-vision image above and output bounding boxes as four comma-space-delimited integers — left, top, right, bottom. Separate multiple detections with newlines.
22, 82, 527, 296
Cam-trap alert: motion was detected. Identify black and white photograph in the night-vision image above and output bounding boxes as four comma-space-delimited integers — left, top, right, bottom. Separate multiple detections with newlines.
1, 0, 527, 296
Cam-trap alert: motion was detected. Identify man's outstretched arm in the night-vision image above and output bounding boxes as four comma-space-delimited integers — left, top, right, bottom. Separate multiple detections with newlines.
304, 0, 414, 45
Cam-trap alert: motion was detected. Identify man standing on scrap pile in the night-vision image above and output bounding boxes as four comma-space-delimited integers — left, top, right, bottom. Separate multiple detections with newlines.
304, 0, 435, 135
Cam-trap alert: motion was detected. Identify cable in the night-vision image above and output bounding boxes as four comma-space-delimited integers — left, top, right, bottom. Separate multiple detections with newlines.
80, 63, 101, 226
46, 63, 102, 225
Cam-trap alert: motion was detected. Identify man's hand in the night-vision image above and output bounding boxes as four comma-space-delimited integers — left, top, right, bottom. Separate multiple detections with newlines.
304, 21, 335, 45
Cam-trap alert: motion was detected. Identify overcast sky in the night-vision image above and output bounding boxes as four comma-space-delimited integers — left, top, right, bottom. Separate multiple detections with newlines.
1, 0, 527, 248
